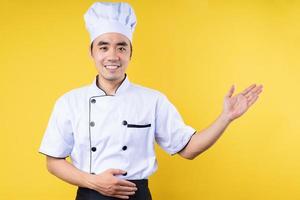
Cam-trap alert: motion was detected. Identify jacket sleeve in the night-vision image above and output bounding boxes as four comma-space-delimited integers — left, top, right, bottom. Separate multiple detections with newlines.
155, 94, 196, 155
38, 95, 74, 158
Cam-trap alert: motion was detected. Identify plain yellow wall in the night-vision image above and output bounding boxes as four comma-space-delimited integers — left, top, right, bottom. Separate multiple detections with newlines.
0, 0, 299, 199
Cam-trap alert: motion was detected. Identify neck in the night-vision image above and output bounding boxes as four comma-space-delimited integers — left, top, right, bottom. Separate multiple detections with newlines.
97, 75, 125, 95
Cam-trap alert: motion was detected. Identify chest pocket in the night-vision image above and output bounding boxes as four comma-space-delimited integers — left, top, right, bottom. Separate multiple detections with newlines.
124, 120, 152, 146
123, 120, 151, 129
127, 123, 151, 128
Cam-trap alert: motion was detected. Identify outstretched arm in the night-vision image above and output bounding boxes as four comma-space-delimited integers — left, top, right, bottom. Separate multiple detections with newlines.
178, 84, 263, 160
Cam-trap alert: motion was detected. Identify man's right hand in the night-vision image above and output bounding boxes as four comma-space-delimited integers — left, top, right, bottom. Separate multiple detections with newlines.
87, 169, 138, 199
45, 157, 136, 199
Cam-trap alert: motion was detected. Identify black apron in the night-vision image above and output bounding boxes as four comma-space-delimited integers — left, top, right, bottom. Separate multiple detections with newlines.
75, 179, 152, 200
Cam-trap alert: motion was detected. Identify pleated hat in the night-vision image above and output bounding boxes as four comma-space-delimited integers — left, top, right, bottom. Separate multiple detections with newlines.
84, 2, 137, 44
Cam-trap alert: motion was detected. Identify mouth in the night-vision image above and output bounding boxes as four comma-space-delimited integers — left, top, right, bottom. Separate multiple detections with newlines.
104, 64, 121, 70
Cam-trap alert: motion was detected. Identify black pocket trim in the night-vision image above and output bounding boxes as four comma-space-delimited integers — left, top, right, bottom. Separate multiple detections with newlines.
127, 124, 151, 128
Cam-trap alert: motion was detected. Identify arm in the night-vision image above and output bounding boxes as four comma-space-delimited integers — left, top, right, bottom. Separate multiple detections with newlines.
178, 113, 230, 160
46, 156, 92, 188
179, 84, 263, 160
46, 156, 137, 199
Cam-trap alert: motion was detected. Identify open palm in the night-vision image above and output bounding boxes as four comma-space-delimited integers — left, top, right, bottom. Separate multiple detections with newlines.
222, 84, 263, 122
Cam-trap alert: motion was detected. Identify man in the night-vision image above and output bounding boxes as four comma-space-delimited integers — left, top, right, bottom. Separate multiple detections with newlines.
39, 2, 263, 200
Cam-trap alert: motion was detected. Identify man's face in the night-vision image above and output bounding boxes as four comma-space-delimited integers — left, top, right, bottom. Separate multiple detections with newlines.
90, 32, 131, 82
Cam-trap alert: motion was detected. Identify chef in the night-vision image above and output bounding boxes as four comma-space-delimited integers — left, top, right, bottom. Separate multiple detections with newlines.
39, 2, 263, 200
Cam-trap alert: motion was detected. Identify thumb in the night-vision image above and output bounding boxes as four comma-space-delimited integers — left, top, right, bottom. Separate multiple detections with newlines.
225, 84, 235, 98
108, 169, 127, 176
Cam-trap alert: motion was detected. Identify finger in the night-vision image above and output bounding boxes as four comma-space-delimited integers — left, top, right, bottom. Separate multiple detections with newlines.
225, 85, 235, 98
241, 84, 256, 96
98, 191, 130, 199
246, 93, 257, 102
108, 169, 127, 176
254, 85, 263, 95
102, 191, 130, 200
246, 85, 262, 98
113, 195, 129, 199
115, 191, 136, 196
244, 85, 263, 99
247, 95, 259, 107
118, 185, 138, 192
118, 179, 137, 187
251, 88, 262, 99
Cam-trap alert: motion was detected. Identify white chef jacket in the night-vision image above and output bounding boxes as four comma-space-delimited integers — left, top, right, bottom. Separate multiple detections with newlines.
39, 74, 196, 180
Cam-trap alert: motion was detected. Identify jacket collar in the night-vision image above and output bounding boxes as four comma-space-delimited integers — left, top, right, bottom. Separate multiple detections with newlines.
89, 74, 130, 97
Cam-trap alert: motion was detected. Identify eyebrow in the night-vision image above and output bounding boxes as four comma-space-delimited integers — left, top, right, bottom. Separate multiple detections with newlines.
116, 41, 128, 46
97, 41, 129, 46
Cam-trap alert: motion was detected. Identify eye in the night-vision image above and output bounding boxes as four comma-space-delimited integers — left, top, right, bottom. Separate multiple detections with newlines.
99, 46, 108, 51
119, 47, 126, 52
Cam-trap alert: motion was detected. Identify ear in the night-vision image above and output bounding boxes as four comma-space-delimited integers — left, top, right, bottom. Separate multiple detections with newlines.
89, 45, 93, 58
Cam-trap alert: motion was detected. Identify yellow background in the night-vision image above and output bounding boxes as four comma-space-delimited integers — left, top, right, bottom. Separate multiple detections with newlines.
0, 0, 299, 199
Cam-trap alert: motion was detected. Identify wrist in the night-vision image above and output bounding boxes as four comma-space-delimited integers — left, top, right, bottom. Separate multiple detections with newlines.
219, 113, 232, 124
81, 172, 96, 190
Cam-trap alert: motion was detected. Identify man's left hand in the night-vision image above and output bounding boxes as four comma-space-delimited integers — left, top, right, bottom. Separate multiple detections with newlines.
221, 84, 263, 122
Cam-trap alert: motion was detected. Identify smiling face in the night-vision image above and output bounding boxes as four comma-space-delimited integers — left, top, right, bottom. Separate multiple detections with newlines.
90, 32, 132, 83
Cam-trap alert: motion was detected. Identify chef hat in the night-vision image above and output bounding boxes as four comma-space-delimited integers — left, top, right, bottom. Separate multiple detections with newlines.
84, 2, 137, 44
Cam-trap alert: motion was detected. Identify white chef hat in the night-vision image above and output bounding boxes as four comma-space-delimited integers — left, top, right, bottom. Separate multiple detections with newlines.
84, 2, 137, 44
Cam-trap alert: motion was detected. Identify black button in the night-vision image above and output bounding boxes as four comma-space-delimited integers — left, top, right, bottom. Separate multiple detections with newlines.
91, 99, 96, 103
91, 147, 97, 152
122, 120, 127, 126
90, 121, 95, 127
123, 172, 127, 176
122, 146, 127, 151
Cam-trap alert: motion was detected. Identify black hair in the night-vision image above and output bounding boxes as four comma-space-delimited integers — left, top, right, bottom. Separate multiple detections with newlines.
90, 41, 133, 58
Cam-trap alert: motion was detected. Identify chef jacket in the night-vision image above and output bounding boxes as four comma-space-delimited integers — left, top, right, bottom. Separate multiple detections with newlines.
39, 74, 196, 180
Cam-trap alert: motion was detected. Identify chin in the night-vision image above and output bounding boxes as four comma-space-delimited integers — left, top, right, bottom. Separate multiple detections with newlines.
102, 74, 122, 82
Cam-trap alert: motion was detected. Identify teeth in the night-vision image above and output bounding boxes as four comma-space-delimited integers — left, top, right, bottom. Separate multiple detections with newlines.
105, 65, 119, 69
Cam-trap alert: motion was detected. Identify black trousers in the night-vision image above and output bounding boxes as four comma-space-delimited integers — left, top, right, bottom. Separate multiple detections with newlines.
75, 179, 152, 200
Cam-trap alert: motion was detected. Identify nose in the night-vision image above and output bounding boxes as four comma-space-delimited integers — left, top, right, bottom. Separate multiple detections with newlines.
106, 48, 120, 61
